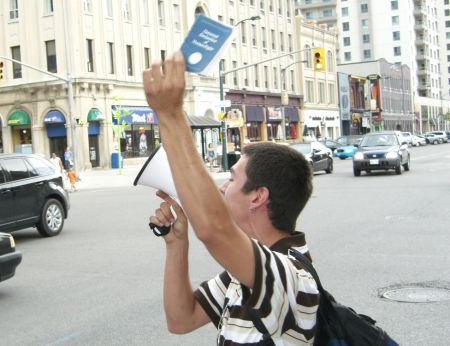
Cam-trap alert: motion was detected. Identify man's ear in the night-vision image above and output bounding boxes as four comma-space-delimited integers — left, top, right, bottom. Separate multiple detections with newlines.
249, 186, 270, 210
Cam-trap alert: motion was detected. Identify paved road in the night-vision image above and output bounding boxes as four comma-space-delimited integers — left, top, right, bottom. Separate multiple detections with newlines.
1, 143, 449, 345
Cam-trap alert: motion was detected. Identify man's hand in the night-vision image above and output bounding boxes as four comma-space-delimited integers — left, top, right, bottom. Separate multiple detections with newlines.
150, 191, 188, 245
143, 51, 186, 118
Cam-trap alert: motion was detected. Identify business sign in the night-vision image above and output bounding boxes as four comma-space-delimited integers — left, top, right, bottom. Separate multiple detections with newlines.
111, 106, 158, 125
267, 106, 282, 120
338, 73, 350, 121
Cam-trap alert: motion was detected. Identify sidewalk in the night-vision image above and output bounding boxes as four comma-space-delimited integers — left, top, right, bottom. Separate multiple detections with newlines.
75, 161, 230, 191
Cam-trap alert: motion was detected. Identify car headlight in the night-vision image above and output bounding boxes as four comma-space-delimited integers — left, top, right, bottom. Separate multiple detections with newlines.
9, 235, 15, 248
385, 151, 398, 159
354, 152, 364, 160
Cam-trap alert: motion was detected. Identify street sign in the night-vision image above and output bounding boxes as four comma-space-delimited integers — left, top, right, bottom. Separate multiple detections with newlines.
367, 74, 380, 81
215, 100, 231, 108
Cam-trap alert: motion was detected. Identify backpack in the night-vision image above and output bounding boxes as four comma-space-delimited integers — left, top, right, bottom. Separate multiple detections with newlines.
251, 248, 399, 346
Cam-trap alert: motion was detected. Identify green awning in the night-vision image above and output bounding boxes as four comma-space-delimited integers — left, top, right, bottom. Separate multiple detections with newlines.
8, 110, 31, 126
87, 108, 105, 122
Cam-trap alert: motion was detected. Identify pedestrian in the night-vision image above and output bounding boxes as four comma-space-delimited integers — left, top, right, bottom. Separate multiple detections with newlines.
64, 146, 73, 170
67, 167, 77, 192
216, 142, 223, 172
144, 52, 319, 345
49, 153, 64, 174
206, 143, 216, 172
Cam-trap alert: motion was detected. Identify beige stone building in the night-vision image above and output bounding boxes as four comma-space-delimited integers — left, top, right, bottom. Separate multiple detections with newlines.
0, 0, 338, 170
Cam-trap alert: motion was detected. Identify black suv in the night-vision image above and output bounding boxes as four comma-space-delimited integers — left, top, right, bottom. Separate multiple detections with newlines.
352, 131, 410, 176
0, 232, 22, 282
0, 153, 70, 236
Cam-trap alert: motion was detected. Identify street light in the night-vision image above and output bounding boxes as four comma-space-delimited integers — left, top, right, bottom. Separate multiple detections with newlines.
219, 15, 261, 172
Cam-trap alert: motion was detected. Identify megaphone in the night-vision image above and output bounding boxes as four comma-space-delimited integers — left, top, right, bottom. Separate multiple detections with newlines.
133, 144, 177, 199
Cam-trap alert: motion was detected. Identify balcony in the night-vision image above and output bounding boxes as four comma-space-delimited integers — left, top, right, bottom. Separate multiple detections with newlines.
415, 38, 429, 46
414, 21, 428, 32
416, 53, 430, 61
417, 68, 429, 76
299, 0, 337, 9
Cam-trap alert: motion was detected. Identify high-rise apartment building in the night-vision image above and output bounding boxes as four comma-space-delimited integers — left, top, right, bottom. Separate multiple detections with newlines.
296, 0, 450, 132
0, 0, 302, 169
438, 0, 450, 100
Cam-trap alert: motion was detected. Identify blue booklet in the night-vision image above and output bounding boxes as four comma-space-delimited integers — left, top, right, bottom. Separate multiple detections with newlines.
180, 15, 236, 76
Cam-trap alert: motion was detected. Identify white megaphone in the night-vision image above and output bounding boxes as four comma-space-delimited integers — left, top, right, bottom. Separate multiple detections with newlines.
133, 144, 177, 199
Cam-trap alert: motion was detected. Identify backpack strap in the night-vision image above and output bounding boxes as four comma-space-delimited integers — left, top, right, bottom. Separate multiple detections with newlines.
249, 309, 276, 346
288, 248, 324, 291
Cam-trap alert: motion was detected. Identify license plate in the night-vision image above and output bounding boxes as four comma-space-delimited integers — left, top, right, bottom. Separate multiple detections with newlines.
369, 159, 379, 165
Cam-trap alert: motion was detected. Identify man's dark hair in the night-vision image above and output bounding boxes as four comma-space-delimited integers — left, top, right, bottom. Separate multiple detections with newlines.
241, 142, 313, 233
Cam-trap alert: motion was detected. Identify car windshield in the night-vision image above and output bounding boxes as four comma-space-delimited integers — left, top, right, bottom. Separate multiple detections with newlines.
360, 134, 398, 147
290, 144, 311, 155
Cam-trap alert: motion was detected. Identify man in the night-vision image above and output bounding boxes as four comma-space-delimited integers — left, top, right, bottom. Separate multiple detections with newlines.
49, 153, 64, 174
145, 52, 319, 345
63, 146, 73, 170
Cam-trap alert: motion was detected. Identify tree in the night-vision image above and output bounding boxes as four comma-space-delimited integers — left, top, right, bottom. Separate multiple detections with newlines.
111, 96, 129, 175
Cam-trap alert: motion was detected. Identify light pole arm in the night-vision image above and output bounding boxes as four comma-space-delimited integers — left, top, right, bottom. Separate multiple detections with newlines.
0, 55, 68, 82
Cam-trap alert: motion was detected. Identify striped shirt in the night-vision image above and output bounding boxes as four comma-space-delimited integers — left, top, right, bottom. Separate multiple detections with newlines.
194, 232, 319, 345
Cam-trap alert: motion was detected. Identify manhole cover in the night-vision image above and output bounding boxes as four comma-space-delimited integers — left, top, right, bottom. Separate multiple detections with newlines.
381, 287, 450, 303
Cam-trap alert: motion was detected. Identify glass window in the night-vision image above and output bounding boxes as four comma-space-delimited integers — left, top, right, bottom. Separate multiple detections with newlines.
158, 0, 165, 26
3, 159, 30, 181
252, 25, 257, 46
45, 40, 57, 73
343, 22, 350, 31
273, 67, 278, 89
344, 52, 351, 61
361, 4, 368, 13
44, 0, 54, 13
279, 32, 284, 51
391, 1, 398, 10
318, 82, 325, 103
264, 66, 269, 88
27, 157, 54, 176
10, 0, 19, 19
107, 42, 115, 74
104, 0, 113, 17
141, 0, 149, 25
392, 16, 399, 25
271, 29, 276, 49
144, 47, 150, 69
303, 45, 311, 67
323, 9, 332, 17
127, 45, 133, 76
361, 19, 369, 28
328, 83, 335, 104
241, 23, 247, 44
393, 31, 400, 40
363, 49, 371, 59
261, 27, 267, 48
327, 51, 334, 72
86, 39, 94, 72
305, 80, 314, 102
341, 7, 349, 16
394, 46, 401, 56
173, 4, 180, 30
363, 34, 370, 43
123, 0, 131, 21
83, 0, 92, 13
343, 37, 351, 46
11, 46, 22, 78
254, 66, 259, 87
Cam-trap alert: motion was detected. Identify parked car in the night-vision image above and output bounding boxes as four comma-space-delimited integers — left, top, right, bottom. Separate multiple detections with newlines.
0, 153, 70, 237
352, 131, 410, 176
334, 135, 362, 159
0, 232, 22, 282
424, 133, 440, 144
401, 132, 413, 146
411, 135, 427, 146
290, 141, 333, 174
428, 131, 448, 143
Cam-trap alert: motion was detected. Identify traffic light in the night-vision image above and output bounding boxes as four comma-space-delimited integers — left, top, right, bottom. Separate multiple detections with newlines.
312, 48, 326, 72
0, 61, 3, 80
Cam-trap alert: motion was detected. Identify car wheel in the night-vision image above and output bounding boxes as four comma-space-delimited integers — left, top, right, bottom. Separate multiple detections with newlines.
325, 159, 333, 174
37, 198, 65, 237
403, 156, 410, 171
339, 156, 346, 160
395, 163, 402, 175
353, 167, 361, 177
433, 140, 438, 145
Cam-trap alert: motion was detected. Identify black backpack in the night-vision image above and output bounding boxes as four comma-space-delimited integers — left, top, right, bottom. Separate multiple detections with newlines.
251, 248, 399, 346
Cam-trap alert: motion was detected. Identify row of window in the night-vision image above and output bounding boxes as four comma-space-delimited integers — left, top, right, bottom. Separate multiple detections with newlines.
342, 46, 401, 62
341, 1, 398, 17
304, 80, 336, 105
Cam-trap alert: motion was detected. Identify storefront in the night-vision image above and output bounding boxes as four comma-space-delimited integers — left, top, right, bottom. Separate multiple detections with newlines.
87, 108, 104, 167
7, 110, 32, 153
0, 117, 3, 153
266, 106, 283, 141
112, 106, 160, 158
44, 109, 67, 159
225, 107, 244, 151
245, 105, 264, 142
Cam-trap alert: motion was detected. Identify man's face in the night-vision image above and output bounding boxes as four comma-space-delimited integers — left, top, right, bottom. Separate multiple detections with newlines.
219, 155, 252, 230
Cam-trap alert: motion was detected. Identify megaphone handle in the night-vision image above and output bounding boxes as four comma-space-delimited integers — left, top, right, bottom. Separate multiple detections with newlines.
149, 223, 171, 237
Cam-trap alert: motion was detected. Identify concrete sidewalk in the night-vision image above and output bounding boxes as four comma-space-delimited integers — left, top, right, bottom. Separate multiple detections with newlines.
74, 162, 230, 191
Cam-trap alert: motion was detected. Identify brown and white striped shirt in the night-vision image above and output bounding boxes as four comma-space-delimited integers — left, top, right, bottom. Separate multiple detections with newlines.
194, 232, 319, 345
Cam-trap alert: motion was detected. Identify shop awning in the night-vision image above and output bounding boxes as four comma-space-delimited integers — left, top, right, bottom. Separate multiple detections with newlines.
187, 116, 221, 129
111, 105, 158, 125
284, 107, 299, 122
88, 108, 105, 122
246, 106, 264, 122
44, 110, 66, 124
8, 110, 31, 126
